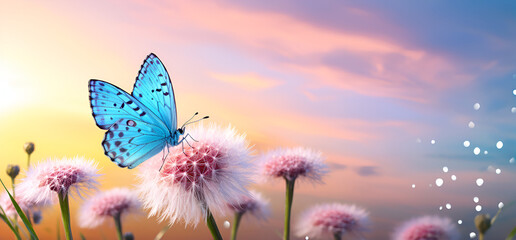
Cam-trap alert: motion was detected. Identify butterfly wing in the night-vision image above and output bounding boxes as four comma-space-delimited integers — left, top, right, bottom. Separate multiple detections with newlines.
132, 53, 177, 132
102, 119, 168, 169
89, 79, 167, 129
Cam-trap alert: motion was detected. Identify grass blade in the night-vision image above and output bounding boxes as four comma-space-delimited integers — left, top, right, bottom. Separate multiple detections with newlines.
0, 210, 22, 240
154, 226, 169, 240
507, 226, 516, 240
0, 178, 39, 240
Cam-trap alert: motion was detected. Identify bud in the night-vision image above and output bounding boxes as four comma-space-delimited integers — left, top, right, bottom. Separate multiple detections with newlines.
32, 211, 42, 224
124, 232, 134, 240
6, 164, 20, 179
24, 142, 35, 155
474, 214, 491, 235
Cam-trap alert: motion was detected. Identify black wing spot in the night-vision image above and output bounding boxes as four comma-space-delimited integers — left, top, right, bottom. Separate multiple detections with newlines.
127, 120, 137, 127
151, 90, 155, 93
137, 129, 142, 133
108, 131, 114, 138
118, 132, 124, 137
158, 74, 163, 77
127, 101, 133, 104
120, 148, 127, 153
104, 141, 111, 149
113, 103, 117, 107
110, 117, 113, 120
164, 92, 169, 96
156, 89, 162, 92
161, 82, 167, 86
133, 107, 140, 111
113, 123, 119, 130
139, 94, 142, 97
99, 82, 105, 86
109, 152, 116, 158
115, 141, 122, 147
121, 103, 125, 108
125, 127, 129, 130
117, 92, 122, 95
140, 112, 146, 117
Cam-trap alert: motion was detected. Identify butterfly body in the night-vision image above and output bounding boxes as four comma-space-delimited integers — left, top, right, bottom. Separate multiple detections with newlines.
89, 53, 185, 169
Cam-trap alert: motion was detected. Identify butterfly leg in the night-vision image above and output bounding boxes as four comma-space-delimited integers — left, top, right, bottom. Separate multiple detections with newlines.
184, 133, 198, 142
158, 148, 170, 172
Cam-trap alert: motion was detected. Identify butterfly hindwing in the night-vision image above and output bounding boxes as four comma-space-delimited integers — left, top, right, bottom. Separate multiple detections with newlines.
89, 79, 166, 130
102, 118, 169, 169
132, 53, 177, 131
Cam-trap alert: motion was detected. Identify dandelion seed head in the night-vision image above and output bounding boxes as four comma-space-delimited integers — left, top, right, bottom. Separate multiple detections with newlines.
259, 147, 327, 183
137, 124, 253, 226
296, 203, 370, 239
393, 216, 460, 240
79, 188, 140, 228
17, 157, 99, 204
227, 190, 270, 220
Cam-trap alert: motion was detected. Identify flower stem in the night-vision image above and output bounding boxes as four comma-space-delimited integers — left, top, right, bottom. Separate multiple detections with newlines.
11, 177, 18, 232
205, 208, 223, 240
478, 233, 484, 240
284, 178, 296, 240
333, 232, 341, 240
113, 213, 123, 240
58, 192, 73, 240
27, 154, 31, 168
230, 212, 243, 240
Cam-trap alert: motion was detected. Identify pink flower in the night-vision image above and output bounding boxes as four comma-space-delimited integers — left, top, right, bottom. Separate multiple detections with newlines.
137, 124, 252, 226
393, 216, 460, 240
227, 190, 270, 220
17, 157, 100, 204
297, 203, 370, 239
79, 188, 140, 228
259, 147, 327, 182
0, 192, 49, 218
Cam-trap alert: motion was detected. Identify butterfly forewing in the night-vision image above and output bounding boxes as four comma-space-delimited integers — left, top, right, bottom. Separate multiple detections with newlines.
132, 53, 177, 131
103, 118, 169, 169
89, 79, 166, 130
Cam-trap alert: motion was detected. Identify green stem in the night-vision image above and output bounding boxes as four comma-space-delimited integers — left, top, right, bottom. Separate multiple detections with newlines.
114, 213, 123, 240
27, 154, 31, 168
11, 177, 18, 233
230, 212, 243, 240
479, 233, 484, 240
205, 208, 223, 240
333, 232, 341, 240
284, 178, 296, 240
58, 192, 73, 240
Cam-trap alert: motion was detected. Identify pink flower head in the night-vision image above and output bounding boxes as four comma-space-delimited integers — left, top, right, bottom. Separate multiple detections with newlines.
227, 190, 270, 220
297, 203, 370, 239
260, 147, 326, 182
137, 124, 252, 226
0, 191, 50, 218
17, 157, 100, 203
79, 188, 140, 228
393, 216, 460, 240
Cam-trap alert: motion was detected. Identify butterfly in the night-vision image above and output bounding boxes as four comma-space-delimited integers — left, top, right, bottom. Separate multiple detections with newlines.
88, 53, 207, 169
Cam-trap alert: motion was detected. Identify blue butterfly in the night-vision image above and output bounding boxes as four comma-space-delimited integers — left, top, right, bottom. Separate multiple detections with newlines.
89, 53, 207, 169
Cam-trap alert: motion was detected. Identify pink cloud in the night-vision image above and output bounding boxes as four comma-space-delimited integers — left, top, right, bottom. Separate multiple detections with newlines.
134, 0, 478, 102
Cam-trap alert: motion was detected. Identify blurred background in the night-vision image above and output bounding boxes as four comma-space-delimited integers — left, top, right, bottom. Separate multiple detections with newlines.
1, 0, 516, 239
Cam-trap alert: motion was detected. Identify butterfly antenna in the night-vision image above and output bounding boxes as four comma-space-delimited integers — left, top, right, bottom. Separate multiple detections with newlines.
181, 112, 199, 128
183, 116, 209, 127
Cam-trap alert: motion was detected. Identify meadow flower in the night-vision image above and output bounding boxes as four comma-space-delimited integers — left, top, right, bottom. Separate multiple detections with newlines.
227, 190, 270, 240
0, 192, 49, 218
296, 203, 370, 240
259, 147, 326, 183
393, 216, 460, 240
17, 157, 100, 240
259, 147, 327, 240
79, 188, 140, 240
137, 124, 252, 239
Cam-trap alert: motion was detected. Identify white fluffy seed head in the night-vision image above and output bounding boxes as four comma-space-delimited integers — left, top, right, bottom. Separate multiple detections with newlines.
296, 203, 371, 239
137, 123, 253, 226
259, 147, 327, 183
226, 190, 270, 221
392, 215, 460, 240
17, 157, 100, 204
79, 188, 141, 228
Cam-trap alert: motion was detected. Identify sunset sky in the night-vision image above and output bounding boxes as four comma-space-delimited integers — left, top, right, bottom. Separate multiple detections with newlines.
1, 1, 516, 239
